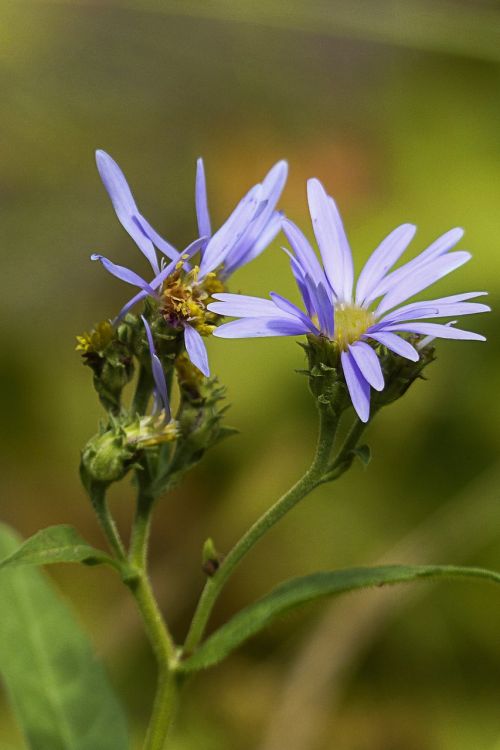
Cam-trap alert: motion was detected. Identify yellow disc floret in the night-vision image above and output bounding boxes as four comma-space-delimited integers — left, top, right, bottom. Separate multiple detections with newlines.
76, 320, 114, 354
160, 263, 225, 336
333, 304, 375, 350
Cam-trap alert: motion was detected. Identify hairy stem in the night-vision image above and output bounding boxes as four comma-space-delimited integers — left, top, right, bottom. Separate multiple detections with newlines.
127, 572, 178, 750
132, 364, 153, 415
127, 485, 178, 749
89, 484, 126, 560
183, 405, 339, 656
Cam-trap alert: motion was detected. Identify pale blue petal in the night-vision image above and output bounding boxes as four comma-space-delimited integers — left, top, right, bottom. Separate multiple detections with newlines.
270, 292, 319, 333
184, 325, 210, 376
195, 158, 212, 238
282, 218, 326, 288
329, 195, 354, 301
299, 273, 334, 338
378, 301, 490, 325
91, 254, 157, 296
365, 331, 419, 362
199, 184, 263, 276
220, 161, 287, 275
307, 178, 353, 302
383, 322, 486, 341
214, 316, 310, 338
134, 215, 181, 262
355, 224, 417, 306
262, 159, 288, 196
314, 281, 334, 338
419, 291, 487, 305
95, 150, 160, 274
369, 227, 464, 300
208, 293, 282, 318
376, 251, 471, 315
349, 341, 384, 391
224, 210, 283, 275
340, 350, 371, 423
281, 247, 315, 316
141, 316, 170, 419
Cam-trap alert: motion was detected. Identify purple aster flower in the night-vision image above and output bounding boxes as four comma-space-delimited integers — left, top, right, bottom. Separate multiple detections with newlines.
92, 150, 288, 378
208, 178, 489, 423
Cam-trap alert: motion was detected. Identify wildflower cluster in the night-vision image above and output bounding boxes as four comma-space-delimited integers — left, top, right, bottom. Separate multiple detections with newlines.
4, 148, 489, 750
81, 149, 488, 472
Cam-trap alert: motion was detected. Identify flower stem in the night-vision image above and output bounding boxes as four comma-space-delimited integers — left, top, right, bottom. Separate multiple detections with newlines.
129, 488, 155, 570
133, 364, 153, 415
126, 572, 178, 750
183, 404, 339, 656
127, 485, 179, 749
89, 484, 126, 560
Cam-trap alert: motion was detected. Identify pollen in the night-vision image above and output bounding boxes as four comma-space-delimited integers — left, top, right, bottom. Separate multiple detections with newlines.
333, 305, 375, 350
160, 266, 225, 335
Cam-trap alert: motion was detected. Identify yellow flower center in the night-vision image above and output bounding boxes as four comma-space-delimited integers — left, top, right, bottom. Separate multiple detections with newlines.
333, 304, 375, 350
160, 264, 225, 336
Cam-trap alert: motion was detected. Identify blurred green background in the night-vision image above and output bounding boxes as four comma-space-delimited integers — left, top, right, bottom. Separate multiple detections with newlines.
1, 1, 500, 748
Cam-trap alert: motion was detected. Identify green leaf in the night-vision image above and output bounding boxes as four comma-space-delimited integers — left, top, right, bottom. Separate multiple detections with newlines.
0, 524, 116, 570
0, 523, 130, 749
180, 564, 500, 673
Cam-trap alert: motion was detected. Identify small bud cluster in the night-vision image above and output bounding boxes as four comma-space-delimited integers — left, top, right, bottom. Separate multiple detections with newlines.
78, 314, 233, 496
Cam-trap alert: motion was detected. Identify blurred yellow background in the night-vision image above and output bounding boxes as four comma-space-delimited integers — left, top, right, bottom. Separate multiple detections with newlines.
1, 1, 500, 748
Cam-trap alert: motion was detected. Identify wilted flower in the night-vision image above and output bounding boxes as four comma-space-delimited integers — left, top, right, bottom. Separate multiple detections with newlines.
209, 178, 489, 422
91, 151, 287, 376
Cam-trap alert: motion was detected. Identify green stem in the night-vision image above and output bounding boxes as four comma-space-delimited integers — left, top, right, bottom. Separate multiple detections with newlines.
129, 489, 154, 570
324, 415, 367, 479
183, 405, 339, 656
127, 573, 178, 750
127, 485, 178, 749
89, 484, 126, 560
133, 364, 153, 415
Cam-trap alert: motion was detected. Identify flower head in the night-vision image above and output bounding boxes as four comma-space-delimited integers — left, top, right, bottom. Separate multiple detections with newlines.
209, 178, 489, 422
92, 150, 287, 377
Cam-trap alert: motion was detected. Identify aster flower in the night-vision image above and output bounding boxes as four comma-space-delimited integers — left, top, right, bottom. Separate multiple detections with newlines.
92, 150, 288, 378
208, 178, 489, 423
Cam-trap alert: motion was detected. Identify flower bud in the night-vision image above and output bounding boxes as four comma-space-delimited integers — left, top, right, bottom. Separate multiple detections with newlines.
76, 320, 134, 414
161, 356, 236, 489
81, 424, 135, 486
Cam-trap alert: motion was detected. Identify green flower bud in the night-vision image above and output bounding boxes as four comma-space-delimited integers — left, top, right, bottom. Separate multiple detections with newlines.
81, 423, 135, 486
76, 320, 134, 414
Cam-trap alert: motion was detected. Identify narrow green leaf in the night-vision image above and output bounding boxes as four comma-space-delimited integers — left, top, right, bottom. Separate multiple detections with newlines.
180, 564, 500, 672
0, 524, 116, 570
0, 523, 130, 749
